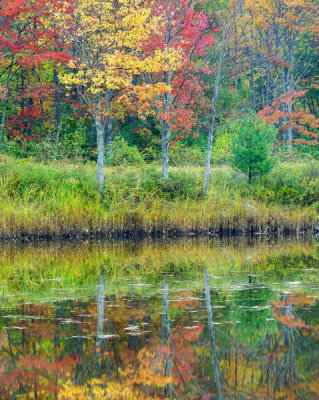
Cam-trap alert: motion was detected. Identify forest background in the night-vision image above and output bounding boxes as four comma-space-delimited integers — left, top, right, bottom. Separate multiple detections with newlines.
0, 0, 319, 238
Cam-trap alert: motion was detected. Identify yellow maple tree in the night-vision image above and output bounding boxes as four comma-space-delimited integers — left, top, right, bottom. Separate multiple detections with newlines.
53, 0, 174, 192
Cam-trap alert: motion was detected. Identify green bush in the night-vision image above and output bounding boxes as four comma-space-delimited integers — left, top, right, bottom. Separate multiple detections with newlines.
139, 167, 203, 200
0, 128, 87, 162
107, 137, 145, 166
256, 161, 319, 207
169, 142, 205, 167
211, 129, 233, 165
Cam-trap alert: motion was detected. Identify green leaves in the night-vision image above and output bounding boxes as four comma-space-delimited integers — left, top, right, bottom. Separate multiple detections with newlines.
230, 116, 276, 184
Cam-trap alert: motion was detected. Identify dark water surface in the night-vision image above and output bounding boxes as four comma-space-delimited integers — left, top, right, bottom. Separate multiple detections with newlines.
0, 238, 318, 399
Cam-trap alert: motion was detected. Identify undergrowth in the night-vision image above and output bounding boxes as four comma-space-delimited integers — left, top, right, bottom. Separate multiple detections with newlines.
0, 155, 318, 238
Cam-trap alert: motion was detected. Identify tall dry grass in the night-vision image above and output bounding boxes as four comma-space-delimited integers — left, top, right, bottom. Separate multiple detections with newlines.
0, 155, 317, 238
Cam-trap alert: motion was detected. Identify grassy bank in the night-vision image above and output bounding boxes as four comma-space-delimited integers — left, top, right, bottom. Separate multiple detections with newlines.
0, 155, 318, 239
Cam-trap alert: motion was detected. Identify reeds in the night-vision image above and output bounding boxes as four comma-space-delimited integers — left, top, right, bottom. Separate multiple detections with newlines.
0, 155, 317, 239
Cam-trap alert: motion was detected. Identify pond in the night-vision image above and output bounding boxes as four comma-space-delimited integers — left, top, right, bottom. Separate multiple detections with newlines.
0, 237, 318, 399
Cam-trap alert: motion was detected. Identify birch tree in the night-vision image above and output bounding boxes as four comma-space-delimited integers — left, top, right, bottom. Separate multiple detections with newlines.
141, 0, 215, 180
55, 0, 168, 192
204, 0, 246, 192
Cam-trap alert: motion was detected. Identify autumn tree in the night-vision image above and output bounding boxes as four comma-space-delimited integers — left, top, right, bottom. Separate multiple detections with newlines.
0, 0, 70, 144
140, 0, 215, 180
259, 90, 319, 147
242, 0, 319, 148
53, 0, 169, 192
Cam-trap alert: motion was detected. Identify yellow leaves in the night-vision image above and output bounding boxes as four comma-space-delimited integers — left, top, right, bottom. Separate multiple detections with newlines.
244, 0, 316, 30
59, 380, 166, 400
57, 0, 171, 98
67, 60, 76, 69
59, 350, 171, 400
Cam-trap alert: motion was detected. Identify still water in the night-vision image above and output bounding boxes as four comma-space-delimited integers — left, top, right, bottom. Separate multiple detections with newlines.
0, 238, 318, 399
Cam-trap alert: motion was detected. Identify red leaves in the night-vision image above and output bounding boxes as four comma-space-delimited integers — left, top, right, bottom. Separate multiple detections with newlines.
18, 51, 70, 68
259, 90, 319, 146
0, 86, 7, 102
140, 0, 214, 139
0, 0, 72, 142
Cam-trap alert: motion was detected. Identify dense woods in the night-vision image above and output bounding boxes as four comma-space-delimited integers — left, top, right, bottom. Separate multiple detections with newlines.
0, 0, 318, 237
0, 0, 318, 182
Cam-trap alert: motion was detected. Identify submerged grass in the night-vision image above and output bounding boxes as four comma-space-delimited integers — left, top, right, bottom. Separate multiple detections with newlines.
0, 155, 318, 238
0, 237, 318, 301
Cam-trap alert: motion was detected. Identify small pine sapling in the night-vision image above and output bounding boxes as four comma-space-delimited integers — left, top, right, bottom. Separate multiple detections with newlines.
230, 116, 276, 184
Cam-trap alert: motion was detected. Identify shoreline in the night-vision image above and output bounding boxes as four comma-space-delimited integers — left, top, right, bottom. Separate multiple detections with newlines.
0, 156, 318, 241
0, 225, 317, 242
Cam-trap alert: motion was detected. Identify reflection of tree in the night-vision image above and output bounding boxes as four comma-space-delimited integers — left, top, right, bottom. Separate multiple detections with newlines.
160, 283, 172, 398
0, 302, 78, 399
219, 291, 319, 399
204, 271, 223, 400
0, 280, 318, 400
232, 277, 276, 348
95, 276, 111, 380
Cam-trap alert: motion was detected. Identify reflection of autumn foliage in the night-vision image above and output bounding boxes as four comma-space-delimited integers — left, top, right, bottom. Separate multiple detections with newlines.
273, 292, 319, 331
273, 312, 310, 329
59, 349, 171, 400
119, 350, 171, 387
0, 302, 79, 399
171, 325, 203, 385
276, 293, 316, 307
1, 286, 318, 400
0, 351, 78, 399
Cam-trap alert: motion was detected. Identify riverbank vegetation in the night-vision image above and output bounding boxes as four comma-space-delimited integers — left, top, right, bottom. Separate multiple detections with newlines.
0, 155, 318, 239
0, 0, 318, 237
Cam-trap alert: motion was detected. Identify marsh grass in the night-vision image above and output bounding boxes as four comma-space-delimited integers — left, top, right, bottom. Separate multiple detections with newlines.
0, 155, 318, 238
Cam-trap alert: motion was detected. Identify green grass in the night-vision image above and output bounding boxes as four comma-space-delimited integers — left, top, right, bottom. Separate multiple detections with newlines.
0, 154, 318, 238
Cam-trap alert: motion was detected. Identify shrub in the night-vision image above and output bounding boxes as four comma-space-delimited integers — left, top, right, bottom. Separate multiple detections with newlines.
257, 161, 319, 207
107, 136, 145, 166
139, 167, 203, 200
211, 128, 233, 165
169, 142, 205, 167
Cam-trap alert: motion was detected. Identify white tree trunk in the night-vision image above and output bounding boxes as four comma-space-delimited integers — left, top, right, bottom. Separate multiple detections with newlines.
95, 118, 105, 193
0, 102, 7, 143
0, 70, 11, 143
96, 276, 111, 380
161, 283, 172, 397
286, 101, 293, 152
204, 43, 224, 192
162, 126, 170, 181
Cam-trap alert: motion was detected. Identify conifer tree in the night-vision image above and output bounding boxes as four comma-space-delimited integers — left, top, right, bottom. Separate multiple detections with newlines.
230, 116, 276, 184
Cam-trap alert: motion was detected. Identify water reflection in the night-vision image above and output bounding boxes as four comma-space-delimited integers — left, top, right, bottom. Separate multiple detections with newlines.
1, 267, 318, 399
